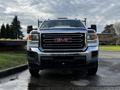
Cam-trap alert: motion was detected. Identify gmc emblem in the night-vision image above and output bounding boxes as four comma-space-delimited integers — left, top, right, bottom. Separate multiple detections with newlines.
54, 38, 72, 43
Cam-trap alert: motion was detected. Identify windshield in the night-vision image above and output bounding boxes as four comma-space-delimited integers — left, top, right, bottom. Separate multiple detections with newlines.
40, 20, 85, 29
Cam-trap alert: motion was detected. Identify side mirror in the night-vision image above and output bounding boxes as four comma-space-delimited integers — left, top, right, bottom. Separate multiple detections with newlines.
27, 25, 33, 34
27, 26, 37, 34
91, 24, 97, 32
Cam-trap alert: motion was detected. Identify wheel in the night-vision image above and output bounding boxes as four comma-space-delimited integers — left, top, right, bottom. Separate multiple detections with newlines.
87, 60, 98, 76
72, 70, 86, 76
29, 68, 39, 77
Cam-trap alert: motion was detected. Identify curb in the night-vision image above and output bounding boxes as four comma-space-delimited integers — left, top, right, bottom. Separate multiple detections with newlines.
0, 64, 28, 78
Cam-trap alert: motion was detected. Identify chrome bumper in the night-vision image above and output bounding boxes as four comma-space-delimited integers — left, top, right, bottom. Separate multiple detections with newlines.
29, 46, 98, 63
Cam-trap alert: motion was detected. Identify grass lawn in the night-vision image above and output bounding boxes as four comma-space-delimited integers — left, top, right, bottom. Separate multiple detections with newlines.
0, 52, 27, 70
100, 45, 120, 51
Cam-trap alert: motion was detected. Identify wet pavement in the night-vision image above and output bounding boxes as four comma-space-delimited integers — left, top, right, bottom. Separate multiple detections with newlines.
0, 51, 120, 90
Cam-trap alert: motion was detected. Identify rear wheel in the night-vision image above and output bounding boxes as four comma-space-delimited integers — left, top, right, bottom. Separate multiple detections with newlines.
87, 60, 98, 75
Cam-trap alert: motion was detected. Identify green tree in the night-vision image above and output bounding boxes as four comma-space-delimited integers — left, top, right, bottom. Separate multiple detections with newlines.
1, 24, 6, 38
113, 22, 120, 45
9, 25, 15, 39
6, 24, 11, 38
11, 16, 24, 39
102, 24, 116, 34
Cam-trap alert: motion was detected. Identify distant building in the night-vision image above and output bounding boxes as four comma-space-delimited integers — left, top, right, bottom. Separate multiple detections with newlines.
97, 33, 116, 45
98, 24, 117, 45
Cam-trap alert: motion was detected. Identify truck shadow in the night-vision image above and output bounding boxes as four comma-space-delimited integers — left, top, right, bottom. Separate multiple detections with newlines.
27, 58, 120, 90
27, 70, 100, 90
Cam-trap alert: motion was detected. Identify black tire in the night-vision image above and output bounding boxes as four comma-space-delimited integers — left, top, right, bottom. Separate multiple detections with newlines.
29, 68, 39, 77
87, 61, 98, 76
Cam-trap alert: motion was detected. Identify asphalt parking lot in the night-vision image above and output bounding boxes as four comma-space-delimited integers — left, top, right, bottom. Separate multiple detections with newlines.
0, 51, 120, 90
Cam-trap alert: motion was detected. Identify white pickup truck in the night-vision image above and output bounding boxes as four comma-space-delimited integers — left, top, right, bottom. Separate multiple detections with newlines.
27, 18, 99, 76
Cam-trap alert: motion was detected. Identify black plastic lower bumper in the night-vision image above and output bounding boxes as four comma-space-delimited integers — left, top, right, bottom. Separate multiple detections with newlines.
27, 51, 98, 70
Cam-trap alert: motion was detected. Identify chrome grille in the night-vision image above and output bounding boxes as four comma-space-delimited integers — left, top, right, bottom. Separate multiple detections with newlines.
41, 33, 85, 50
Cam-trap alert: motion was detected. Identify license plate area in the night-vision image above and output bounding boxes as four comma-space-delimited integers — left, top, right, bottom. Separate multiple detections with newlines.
41, 56, 86, 65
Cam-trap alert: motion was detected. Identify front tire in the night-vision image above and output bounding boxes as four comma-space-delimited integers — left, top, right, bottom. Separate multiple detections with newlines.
29, 68, 39, 77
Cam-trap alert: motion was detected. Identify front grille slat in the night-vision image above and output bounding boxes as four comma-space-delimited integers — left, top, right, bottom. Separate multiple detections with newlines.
43, 44, 83, 46
42, 34, 84, 38
43, 39, 83, 43
41, 33, 85, 50
43, 36, 83, 38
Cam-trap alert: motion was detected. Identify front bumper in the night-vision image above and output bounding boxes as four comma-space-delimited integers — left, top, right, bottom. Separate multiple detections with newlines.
27, 46, 99, 70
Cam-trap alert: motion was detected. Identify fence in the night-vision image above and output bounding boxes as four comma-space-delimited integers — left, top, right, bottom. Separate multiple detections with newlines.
0, 40, 27, 51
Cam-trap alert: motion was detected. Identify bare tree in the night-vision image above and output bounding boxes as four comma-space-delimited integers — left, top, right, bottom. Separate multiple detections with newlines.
113, 22, 120, 45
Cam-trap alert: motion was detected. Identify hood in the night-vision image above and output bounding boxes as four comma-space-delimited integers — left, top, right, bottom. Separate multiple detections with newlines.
39, 27, 87, 34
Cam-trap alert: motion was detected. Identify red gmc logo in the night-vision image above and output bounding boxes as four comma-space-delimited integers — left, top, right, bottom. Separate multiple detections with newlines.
54, 38, 72, 43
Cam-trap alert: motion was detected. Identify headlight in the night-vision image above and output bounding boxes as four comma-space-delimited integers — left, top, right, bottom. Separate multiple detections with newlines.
28, 34, 39, 41
87, 32, 97, 43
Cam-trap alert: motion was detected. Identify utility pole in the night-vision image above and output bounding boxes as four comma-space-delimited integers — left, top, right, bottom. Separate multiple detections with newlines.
38, 19, 40, 27
84, 18, 87, 26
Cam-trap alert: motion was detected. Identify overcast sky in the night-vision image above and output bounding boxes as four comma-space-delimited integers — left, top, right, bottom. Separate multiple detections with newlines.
0, 0, 120, 34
